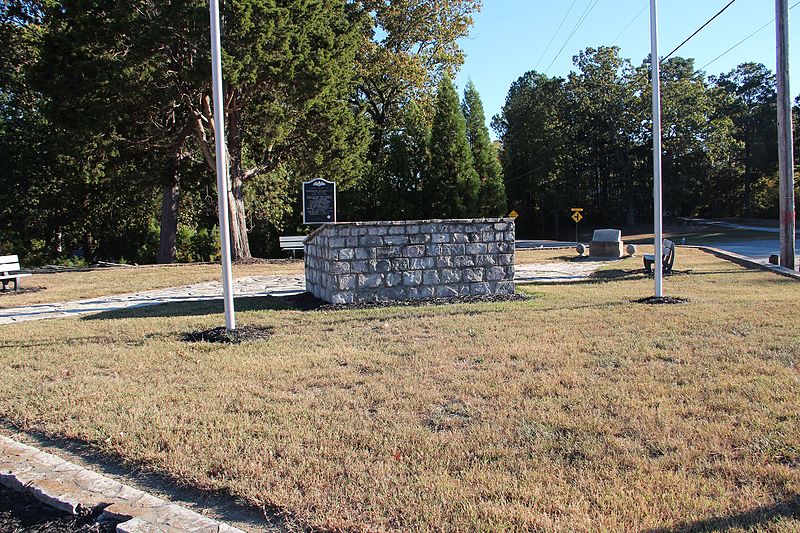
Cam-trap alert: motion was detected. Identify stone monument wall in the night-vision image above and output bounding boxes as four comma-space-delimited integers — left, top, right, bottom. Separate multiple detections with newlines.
304, 219, 515, 304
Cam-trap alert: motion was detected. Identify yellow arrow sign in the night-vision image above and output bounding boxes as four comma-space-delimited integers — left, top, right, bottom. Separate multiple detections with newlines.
507, 209, 519, 219
571, 212, 583, 223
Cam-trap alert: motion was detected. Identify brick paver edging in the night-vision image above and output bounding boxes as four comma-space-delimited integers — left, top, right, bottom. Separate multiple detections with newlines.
0, 435, 243, 532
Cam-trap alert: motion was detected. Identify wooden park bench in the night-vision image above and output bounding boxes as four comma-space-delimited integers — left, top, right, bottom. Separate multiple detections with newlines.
643, 239, 676, 274
0, 255, 31, 291
279, 236, 305, 259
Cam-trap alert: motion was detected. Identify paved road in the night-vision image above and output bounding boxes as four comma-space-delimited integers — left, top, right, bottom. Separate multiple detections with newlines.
0, 261, 609, 325
687, 218, 800, 235
688, 219, 798, 266
705, 240, 791, 264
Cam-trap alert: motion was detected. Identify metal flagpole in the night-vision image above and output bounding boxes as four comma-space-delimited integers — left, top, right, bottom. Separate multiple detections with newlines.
209, 0, 236, 331
650, 0, 664, 297
776, 0, 796, 270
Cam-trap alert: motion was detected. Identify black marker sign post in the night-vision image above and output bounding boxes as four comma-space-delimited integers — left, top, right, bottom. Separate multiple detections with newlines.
303, 178, 337, 224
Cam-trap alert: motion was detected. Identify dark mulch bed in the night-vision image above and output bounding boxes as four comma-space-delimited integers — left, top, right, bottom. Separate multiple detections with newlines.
317, 292, 530, 311
0, 484, 117, 532
634, 296, 689, 305
182, 325, 274, 344
233, 257, 300, 265
0, 286, 46, 297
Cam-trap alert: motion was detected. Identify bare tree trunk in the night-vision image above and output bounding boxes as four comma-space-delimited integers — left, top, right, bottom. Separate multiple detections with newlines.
157, 173, 180, 263
52, 228, 62, 255
627, 205, 636, 226
744, 137, 752, 217
226, 105, 252, 260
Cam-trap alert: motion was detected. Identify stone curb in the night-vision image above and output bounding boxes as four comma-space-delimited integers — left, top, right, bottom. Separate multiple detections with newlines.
0, 435, 244, 532
693, 246, 800, 281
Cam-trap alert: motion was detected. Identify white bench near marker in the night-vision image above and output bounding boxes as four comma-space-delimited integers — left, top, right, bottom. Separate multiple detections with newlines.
279, 236, 306, 259
0, 255, 31, 291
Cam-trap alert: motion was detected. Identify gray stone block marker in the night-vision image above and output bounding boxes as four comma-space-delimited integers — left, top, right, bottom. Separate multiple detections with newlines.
590, 228, 624, 259
304, 218, 516, 304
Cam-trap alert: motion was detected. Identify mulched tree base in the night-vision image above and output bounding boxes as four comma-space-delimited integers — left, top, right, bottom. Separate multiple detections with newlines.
181, 325, 273, 344
634, 296, 689, 305
0, 484, 117, 532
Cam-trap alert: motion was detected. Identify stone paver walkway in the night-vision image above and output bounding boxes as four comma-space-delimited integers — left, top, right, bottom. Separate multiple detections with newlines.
514, 261, 606, 283
0, 262, 607, 325
0, 435, 243, 532
0, 275, 305, 325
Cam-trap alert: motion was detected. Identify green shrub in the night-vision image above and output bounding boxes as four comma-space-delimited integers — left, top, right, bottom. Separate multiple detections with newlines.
175, 225, 221, 263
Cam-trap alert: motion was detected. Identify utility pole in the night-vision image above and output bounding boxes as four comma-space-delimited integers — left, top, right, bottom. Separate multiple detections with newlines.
650, 0, 664, 296
209, 0, 237, 332
776, 0, 796, 270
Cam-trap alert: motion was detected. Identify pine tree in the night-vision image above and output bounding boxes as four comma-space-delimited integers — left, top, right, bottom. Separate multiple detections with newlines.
462, 81, 507, 216
381, 101, 431, 219
426, 74, 479, 218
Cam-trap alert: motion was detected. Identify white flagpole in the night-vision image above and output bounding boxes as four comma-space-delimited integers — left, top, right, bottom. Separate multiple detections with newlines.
209, 0, 236, 331
650, 0, 664, 297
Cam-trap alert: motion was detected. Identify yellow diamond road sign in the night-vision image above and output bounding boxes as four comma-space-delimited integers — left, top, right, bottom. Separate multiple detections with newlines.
571, 211, 583, 223
508, 210, 519, 219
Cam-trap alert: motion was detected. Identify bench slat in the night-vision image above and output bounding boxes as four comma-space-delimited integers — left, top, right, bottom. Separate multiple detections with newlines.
0, 255, 19, 265
0, 273, 30, 280
279, 236, 306, 250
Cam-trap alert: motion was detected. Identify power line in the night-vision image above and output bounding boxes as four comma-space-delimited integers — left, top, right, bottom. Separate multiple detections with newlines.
611, 2, 648, 46
544, 0, 602, 74
662, 0, 737, 62
535, 0, 578, 71
699, 0, 800, 71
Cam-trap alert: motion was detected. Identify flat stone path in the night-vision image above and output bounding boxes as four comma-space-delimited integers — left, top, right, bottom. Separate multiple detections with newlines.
0, 262, 606, 325
0, 275, 305, 325
514, 261, 606, 283
0, 435, 243, 532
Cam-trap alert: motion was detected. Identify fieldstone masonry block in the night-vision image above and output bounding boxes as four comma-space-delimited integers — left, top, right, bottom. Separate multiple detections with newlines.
305, 219, 515, 303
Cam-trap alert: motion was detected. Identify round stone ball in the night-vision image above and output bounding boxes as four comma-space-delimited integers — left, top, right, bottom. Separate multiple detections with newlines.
626, 244, 637, 256
576, 243, 586, 256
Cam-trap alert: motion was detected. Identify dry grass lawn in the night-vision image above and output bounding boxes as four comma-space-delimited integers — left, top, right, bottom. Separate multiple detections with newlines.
0, 249, 798, 531
0, 261, 303, 308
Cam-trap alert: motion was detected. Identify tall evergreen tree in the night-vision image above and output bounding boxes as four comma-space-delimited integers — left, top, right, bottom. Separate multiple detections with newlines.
35, 0, 369, 261
425, 75, 479, 218
712, 63, 778, 216
381, 101, 430, 219
462, 81, 506, 216
492, 71, 569, 237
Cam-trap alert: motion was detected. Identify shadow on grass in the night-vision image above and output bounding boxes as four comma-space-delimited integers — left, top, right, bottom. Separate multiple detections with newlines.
82, 293, 321, 321
643, 494, 800, 532
0, 421, 297, 531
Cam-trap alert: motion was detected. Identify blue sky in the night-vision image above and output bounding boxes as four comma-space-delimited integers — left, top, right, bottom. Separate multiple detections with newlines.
455, 0, 800, 136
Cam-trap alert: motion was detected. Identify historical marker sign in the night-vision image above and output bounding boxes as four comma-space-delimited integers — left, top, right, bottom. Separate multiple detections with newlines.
303, 178, 337, 225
